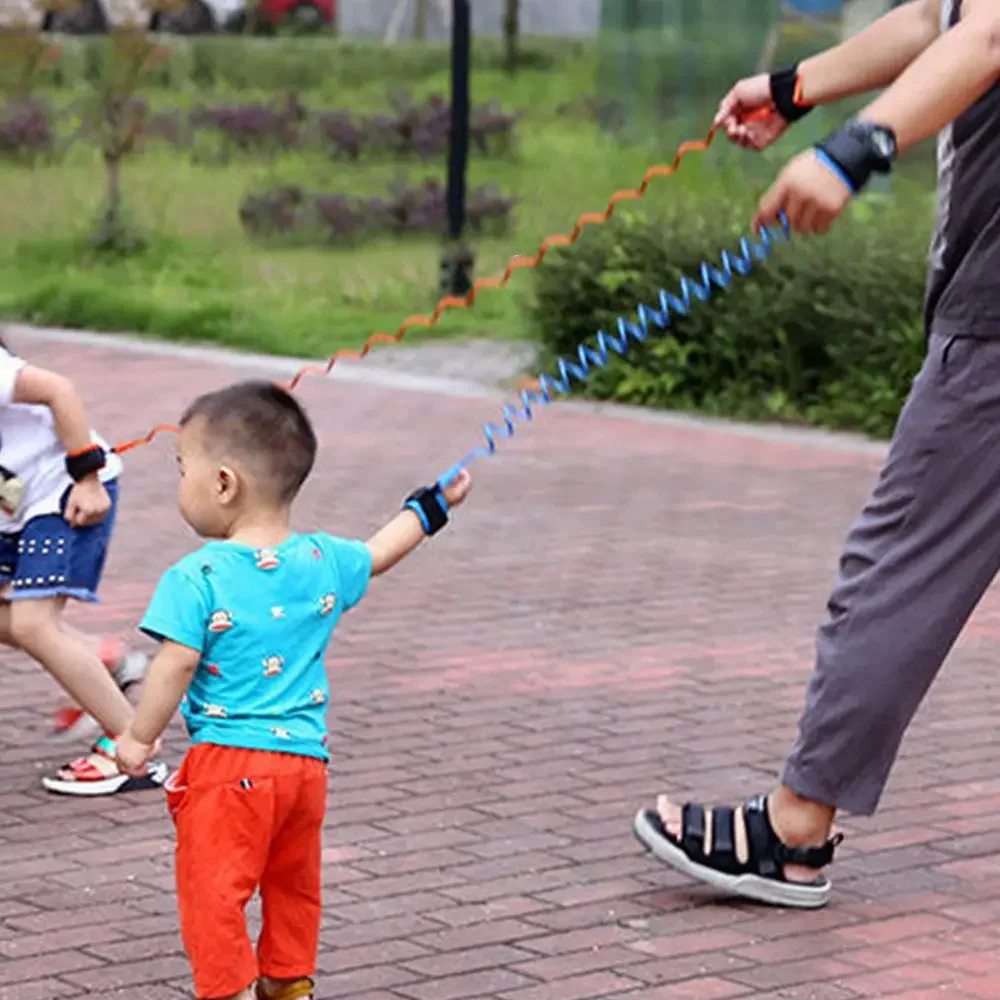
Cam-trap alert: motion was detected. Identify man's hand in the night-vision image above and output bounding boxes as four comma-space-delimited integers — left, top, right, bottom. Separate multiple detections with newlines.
64, 478, 111, 528
715, 73, 789, 151
754, 149, 853, 234
115, 730, 156, 777
441, 469, 472, 509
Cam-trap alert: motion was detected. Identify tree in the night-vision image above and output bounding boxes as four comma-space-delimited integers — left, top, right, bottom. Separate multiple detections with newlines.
87, 25, 171, 251
503, 0, 519, 74
413, 0, 428, 39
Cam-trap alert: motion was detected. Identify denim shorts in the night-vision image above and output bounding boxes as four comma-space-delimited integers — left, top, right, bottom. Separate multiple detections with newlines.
0, 479, 119, 603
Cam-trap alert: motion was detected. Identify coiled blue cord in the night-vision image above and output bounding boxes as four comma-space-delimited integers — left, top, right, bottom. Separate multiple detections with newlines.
436, 213, 790, 488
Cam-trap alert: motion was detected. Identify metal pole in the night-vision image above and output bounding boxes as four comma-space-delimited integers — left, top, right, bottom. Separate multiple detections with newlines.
442, 0, 473, 294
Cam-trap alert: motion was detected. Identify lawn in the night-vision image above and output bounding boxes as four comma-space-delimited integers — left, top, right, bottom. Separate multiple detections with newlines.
0, 34, 782, 360
0, 30, 930, 362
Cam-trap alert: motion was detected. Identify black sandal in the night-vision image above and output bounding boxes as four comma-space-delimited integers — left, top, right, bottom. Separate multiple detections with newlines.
633, 793, 843, 909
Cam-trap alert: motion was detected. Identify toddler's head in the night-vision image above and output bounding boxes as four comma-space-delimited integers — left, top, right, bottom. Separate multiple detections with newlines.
176, 380, 317, 538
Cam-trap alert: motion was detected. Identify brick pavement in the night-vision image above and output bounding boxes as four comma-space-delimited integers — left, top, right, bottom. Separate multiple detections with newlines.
2, 329, 1000, 999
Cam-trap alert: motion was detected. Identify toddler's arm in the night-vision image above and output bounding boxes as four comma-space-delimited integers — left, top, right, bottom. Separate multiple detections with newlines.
367, 469, 471, 577
116, 641, 200, 775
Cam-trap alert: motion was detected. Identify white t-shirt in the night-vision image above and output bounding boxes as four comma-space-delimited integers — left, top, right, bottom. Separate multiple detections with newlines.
0, 349, 123, 534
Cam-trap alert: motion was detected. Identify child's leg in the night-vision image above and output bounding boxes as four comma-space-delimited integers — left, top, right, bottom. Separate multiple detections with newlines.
51, 627, 149, 742
0, 597, 132, 732
9, 596, 134, 736
172, 746, 280, 1000
1, 485, 132, 735
256, 757, 327, 995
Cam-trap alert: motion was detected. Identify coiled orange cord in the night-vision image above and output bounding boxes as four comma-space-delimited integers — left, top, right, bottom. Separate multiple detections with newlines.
112, 121, 733, 455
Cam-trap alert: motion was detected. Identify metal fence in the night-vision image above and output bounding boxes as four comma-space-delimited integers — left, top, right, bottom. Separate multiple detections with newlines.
339, 0, 601, 41
596, 1, 901, 134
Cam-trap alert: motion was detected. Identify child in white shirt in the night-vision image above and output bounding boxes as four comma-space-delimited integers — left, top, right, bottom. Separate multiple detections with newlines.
0, 340, 165, 795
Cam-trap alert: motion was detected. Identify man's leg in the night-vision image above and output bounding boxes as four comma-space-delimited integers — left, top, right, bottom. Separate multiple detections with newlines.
635, 333, 1000, 905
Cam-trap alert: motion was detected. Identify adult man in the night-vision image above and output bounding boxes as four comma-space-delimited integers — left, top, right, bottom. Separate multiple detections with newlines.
633, 0, 1000, 908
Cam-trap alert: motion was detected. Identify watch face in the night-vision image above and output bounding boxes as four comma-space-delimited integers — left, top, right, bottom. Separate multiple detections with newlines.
871, 129, 895, 159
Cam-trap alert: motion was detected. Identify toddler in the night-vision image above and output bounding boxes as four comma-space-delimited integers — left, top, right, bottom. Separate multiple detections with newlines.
116, 380, 471, 1000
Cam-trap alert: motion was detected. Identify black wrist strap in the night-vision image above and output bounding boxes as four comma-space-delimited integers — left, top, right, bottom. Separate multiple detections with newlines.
815, 122, 894, 196
66, 445, 107, 483
404, 484, 449, 536
769, 65, 812, 123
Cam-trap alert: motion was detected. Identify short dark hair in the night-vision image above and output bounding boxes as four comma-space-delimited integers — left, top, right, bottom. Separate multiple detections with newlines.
180, 381, 317, 504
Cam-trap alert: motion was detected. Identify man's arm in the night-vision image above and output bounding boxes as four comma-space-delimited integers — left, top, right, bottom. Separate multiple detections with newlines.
797, 0, 941, 106
716, 0, 940, 149
754, 0, 1000, 231
858, 0, 1000, 150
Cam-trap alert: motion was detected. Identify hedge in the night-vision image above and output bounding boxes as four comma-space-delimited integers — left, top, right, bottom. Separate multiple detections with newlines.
530, 187, 935, 439
27, 35, 585, 93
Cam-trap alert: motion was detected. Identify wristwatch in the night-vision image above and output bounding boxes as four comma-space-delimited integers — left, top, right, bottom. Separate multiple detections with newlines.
815, 120, 897, 194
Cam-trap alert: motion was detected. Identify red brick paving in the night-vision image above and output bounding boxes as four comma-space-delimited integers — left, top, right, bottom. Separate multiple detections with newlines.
1, 330, 1000, 998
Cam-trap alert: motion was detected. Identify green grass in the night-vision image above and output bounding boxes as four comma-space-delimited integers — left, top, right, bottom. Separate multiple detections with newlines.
0, 40, 766, 359
0, 33, 935, 361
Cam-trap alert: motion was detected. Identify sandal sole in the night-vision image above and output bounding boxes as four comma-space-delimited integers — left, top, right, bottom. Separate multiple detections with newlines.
632, 808, 831, 909
42, 760, 169, 797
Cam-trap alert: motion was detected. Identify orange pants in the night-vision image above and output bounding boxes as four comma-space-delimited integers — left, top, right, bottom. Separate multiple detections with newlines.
167, 744, 328, 999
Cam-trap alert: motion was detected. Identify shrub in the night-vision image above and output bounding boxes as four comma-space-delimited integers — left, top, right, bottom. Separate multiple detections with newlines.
0, 97, 54, 160
39, 35, 581, 92
530, 187, 935, 439
239, 177, 516, 244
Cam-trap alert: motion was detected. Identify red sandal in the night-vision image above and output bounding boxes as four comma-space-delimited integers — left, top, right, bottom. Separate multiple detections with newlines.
42, 734, 167, 797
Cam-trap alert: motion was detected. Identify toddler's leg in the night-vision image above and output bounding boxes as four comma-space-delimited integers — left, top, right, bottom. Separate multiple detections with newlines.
174, 747, 275, 1000
257, 758, 327, 995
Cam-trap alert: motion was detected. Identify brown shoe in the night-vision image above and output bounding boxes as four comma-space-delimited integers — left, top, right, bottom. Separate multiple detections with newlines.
255, 980, 315, 1000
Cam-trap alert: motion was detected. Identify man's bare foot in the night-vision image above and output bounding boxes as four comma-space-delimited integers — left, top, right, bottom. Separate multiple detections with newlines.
654, 786, 835, 883
633, 788, 842, 908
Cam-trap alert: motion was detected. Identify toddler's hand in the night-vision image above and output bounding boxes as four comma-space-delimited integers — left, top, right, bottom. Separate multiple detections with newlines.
442, 469, 472, 508
116, 730, 155, 777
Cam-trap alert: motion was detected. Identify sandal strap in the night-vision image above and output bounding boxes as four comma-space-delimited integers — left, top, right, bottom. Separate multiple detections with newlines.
681, 803, 705, 858
258, 979, 315, 1000
92, 735, 117, 760
776, 835, 844, 869
712, 804, 736, 859
681, 802, 740, 873
745, 794, 843, 876
62, 758, 108, 782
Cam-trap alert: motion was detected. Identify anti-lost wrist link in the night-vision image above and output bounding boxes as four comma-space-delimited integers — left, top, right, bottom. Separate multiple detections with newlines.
66, 444, 107, 483
769, 65, 813, 123
814, 119, 898, 195
404, 483, 449, 536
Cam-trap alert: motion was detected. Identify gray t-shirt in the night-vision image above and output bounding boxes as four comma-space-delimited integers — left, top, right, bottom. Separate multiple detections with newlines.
924, 0, 1000, 337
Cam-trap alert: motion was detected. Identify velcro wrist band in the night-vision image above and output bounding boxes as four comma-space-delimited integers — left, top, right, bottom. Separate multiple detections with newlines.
66, 444, 107, 483
769, 65, 813, 123
404, 484, 449, 537
814, 121, 894, 195
813, 147, 857, 195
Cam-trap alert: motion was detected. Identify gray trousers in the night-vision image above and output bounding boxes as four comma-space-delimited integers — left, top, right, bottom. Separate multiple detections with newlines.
782, 333, 1000, 815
